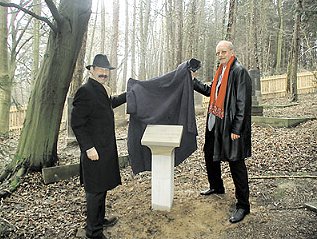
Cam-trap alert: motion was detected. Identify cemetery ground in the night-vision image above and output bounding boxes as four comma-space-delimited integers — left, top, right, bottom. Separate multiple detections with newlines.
0, 93, 317, 239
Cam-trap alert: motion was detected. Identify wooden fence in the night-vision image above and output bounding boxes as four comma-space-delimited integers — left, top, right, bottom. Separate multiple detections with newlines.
261, 71, 317, 98
9, 71, 317, 131
9, 106, 27, 132
9, 105, 67, 132
202, 71, 317, 107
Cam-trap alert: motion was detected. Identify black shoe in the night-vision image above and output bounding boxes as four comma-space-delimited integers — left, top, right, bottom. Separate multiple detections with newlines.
229, 208, 250, 223
103, 216, 118, 228
200, 188, 225, 195
86, 233, 108, 239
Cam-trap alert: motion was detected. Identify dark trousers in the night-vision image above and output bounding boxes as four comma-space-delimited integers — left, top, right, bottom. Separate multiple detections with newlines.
205, 158, 250, 211
85, 191, 107, 238
204, 124, 250, 211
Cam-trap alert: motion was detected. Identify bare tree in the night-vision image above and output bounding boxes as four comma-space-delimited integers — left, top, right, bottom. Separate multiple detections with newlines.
32, 0, 41, 80
0, 0, 10, 135
249, 0, 259, 70
275, 0, 284, 72
226, 0, 236, 41
286, 0, 303, 102
100, 0, 105, 53
130, 0, 137, 79
138, 0, 151, 80
87, 0, 99, 65
122, 0, 129, 91
110, 0, 119, 92
69, 31, 88, 97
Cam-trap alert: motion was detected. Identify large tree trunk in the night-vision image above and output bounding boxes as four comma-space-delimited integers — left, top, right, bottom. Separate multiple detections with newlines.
0, 0, 92, 198
0, 0, 10, 135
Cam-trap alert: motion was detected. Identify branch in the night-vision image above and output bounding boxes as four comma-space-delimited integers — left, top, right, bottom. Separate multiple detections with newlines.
44, 0, 63, 28
250, 175, 317, 179
0, 1, 57, 33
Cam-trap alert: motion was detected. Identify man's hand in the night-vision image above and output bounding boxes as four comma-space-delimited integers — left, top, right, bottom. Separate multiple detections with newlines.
191, 70, 198, 79
86, 147, 99, 160
231, 133, 240, 141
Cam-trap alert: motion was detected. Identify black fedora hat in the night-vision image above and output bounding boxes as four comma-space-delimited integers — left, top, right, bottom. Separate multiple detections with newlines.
86, 54, 115, 70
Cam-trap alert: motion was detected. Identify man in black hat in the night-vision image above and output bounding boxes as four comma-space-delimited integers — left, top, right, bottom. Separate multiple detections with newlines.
71, 54, 126, 239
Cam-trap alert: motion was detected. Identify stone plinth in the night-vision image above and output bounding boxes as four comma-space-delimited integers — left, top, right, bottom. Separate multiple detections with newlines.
252, 116, 316, 128
141, 125, 183, 211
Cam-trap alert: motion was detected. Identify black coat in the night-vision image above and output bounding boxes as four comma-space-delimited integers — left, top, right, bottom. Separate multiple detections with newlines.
71, 78, 126, 193
193, 59, 252, 161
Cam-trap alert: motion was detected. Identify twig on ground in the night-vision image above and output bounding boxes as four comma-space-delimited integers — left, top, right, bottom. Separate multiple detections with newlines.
250, 175, 317, 179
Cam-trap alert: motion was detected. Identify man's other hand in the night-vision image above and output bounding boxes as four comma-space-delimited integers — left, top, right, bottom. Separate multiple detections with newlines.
86, 147, 99, 160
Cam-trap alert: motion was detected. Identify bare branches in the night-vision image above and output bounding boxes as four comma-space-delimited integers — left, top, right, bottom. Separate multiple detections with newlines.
0, 1, 58, 33
44, 0, 63, 27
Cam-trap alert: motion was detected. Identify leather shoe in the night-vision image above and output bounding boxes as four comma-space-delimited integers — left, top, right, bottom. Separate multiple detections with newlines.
86, 233, 108, 239
229, 208, 249, 223
200, 188, 225, 195
103, 216, 118, 228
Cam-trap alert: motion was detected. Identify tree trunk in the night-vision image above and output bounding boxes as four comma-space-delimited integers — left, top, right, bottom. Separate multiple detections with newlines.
122, 0, 129, 92
250, 0, 259, 70
69, 31, 88, 97
226, 0, 236, 41
175, 0, 183, 65
0, 0, 10, 135
276, 0, 284, 72
130, 0, 137, 79
110, 0, 119, 92
138, 0, 151, 80
222, 0, 228, 39
286, 0, 302, 102
100, 0, 105, 53
186, 0, 197, 58
0, 0, 92, 198
32, 0, 41, 81
87, 0, 99, 66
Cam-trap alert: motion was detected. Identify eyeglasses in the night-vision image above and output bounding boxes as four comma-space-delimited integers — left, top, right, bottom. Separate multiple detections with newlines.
216, 50, 229, 56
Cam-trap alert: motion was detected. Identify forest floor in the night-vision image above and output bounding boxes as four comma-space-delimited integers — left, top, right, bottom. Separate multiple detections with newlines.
0, 92, 317, 239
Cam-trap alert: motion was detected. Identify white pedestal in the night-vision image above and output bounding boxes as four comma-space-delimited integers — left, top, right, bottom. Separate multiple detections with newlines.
141, 125, 183, 211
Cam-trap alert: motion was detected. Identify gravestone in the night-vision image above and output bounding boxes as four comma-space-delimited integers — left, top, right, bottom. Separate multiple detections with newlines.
249, 69, 263, 116
141, 125, 183, 211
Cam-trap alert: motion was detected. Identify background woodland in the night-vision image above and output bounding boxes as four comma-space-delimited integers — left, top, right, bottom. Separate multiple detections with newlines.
0, 0, 316, 197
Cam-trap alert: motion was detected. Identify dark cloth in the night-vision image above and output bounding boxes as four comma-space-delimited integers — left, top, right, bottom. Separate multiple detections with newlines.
85, 191, 107, 238
126, 61, 198, 174
193, 59, 252, 162
71, 78, 126, 192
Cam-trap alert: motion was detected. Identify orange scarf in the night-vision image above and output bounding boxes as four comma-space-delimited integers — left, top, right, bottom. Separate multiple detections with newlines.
208, 56, 236, 118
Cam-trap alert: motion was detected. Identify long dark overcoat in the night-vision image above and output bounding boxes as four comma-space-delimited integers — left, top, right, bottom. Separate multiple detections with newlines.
193, 59, 252, 162
71, 78, 126, 193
